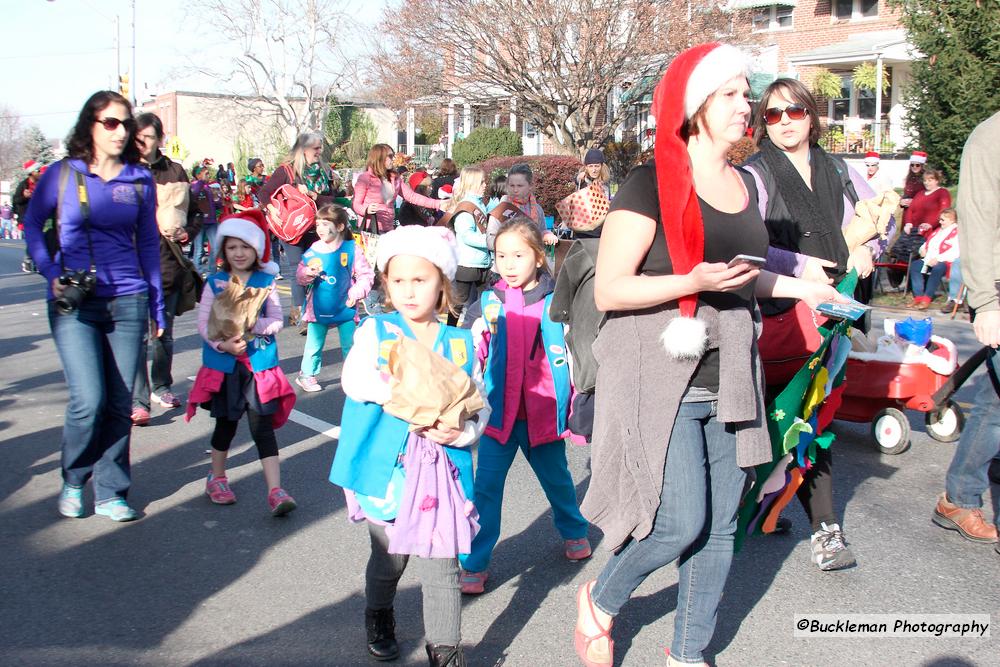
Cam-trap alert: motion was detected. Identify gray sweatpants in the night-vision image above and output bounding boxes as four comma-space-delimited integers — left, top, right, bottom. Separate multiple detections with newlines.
366, 522, 462, 646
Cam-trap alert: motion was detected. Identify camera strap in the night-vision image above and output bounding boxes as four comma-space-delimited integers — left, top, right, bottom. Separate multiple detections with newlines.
73, 171, 97, 273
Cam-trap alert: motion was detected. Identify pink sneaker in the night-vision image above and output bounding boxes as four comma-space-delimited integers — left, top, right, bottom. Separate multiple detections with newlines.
206, 474, 236, 505
268, 487, 297, 516
565, 538, 592, 561
459, 570, 488, 595
131, 407, 150, 426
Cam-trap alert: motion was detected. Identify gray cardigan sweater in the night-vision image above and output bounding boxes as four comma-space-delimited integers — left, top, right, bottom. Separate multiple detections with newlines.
580, 301, 772, 552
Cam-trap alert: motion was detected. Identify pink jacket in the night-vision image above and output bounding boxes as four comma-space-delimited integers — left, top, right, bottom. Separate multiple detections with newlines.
352, 170, 442, 232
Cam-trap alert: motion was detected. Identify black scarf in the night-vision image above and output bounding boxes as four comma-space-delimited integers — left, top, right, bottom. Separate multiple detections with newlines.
758, 138, 849, 279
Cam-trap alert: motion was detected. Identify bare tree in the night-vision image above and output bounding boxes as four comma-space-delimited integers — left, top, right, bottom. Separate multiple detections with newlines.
0, 106, 26, 183
186, 0, 357, 134
371, 0, 752, 155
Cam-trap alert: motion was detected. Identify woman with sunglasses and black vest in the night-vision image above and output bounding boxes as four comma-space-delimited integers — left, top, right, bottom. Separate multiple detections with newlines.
743, 78, 893, 571
23, 90, 164, 523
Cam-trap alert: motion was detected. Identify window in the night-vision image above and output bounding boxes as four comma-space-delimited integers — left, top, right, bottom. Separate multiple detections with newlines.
753, 5, 793, 32
835, 0, 878, 20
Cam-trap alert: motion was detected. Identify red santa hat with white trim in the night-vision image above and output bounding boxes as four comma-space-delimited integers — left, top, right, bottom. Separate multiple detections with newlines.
216, 209, 280, 275
652, 42, 750, 359
864, 151, 880, 165
909, 150, 928, 164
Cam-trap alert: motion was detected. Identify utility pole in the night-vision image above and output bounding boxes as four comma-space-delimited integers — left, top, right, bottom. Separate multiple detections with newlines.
130, 0, 137, 106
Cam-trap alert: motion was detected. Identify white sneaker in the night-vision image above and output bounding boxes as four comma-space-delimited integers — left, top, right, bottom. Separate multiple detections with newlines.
295, 375, 322, 393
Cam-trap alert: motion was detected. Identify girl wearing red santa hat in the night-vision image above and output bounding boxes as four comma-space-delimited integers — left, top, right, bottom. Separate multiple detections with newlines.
186, 209, 298, 516
573, 43, 846, 667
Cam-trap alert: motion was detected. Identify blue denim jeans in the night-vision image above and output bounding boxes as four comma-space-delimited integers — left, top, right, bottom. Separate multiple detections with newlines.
280, 241, 306, 309
193, 223, 218, 273
49, 293, 147, 502
591, 400, 746, 664
133, 289, 180, 409
909, 258, 948, 298
946, 348, 1000, 528
948, 259, 964, 301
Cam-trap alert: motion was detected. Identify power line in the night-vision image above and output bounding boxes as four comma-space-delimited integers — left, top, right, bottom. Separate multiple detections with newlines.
0, 48, 115, 61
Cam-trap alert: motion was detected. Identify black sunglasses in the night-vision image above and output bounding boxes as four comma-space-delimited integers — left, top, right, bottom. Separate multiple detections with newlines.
763, 104, 808, 125
95, 117, 137, 133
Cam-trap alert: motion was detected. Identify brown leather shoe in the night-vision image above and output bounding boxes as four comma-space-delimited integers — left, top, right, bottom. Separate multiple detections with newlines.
933, 493, 998, 543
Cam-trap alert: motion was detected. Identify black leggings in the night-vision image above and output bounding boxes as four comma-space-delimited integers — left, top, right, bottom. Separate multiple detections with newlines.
796, 445, 837, 532
211, 409, 279, 459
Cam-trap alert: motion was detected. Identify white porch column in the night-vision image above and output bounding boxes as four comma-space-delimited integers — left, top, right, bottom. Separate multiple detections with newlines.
509, 98, 517, 131
463, 103, 472, 136
406, 107, 415, 156
874, 55, 884, 152
447, 103, 455, 158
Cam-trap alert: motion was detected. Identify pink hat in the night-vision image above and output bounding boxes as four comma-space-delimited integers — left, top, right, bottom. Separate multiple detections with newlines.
376, 225, 458, 280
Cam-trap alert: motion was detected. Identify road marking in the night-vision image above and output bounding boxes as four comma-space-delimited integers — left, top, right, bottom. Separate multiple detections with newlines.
287, 409, 340, 440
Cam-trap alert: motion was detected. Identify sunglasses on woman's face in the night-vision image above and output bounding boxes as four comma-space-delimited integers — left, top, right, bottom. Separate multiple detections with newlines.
763, 104, 807, 125
95, 117, 137, 133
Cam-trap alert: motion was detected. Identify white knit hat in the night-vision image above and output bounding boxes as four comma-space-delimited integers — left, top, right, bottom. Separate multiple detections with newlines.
216, 210, 279, 275
376, 225, 458, 280
683, 44, 751, 118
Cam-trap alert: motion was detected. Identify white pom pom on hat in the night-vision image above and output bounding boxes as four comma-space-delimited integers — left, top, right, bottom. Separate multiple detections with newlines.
217, 210, 279, 275
376, 225, 458, 280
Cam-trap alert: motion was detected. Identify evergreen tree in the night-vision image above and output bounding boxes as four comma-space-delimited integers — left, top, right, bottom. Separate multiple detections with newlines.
890, 0, 1000, 182
23, 125, 56, 165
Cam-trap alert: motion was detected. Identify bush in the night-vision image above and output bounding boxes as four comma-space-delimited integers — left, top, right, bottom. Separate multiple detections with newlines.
475, 155, 582, 216
452, 127, 523, 167
727, 136, 758, 166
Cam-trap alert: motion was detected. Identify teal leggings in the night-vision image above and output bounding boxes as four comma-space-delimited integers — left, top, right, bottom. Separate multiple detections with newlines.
300, 320, 357, 377
459, 420, 588, 573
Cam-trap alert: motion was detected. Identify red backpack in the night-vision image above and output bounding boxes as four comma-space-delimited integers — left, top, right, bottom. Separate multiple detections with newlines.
266, 165, 317, 244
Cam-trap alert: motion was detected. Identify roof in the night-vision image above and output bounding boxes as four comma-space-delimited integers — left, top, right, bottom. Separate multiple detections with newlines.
789, 30, 916, 65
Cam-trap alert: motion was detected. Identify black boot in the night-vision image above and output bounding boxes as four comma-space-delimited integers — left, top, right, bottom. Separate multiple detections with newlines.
426, 643, 466, 667
365, 607, 399, 661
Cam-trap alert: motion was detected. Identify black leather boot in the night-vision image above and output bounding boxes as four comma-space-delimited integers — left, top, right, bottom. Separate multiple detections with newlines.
426, 643, 466, 666
365, 607, 399, 661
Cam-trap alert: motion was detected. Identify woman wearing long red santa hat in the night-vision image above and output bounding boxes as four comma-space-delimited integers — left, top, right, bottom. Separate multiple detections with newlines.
572, 43, 848, 667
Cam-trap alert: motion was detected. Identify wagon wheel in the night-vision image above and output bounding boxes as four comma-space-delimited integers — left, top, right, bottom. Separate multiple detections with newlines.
871, 407, 911, 455
925, 400, 965, 443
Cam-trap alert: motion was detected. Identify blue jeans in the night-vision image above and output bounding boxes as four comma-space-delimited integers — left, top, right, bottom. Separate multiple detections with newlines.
280, 241, 306, 309
193, 223, 218, 273
458, 420, 588, 573
909, 259, 948, 298
948, 259, 964, 301
133, 290, 180, 409
591, 400, 746, 664
945, 348, 1000, 528
300, 319, 357, 376
49, 293, 148, 502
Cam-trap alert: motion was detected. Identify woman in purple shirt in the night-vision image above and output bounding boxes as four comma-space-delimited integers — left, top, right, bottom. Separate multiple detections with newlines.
24, 90, 164, 523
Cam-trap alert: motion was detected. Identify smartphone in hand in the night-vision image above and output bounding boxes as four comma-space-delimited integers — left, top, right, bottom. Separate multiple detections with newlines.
727, 254, 767, 269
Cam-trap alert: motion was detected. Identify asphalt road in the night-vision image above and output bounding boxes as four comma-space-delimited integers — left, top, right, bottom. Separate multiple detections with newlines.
0, 239, 996, 667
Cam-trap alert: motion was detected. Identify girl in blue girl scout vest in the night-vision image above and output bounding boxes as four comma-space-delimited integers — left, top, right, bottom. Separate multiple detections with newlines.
458, 217, 590, 595
329, 225, 491, 666
294, 204, 374, 393
185, 210, 298, 516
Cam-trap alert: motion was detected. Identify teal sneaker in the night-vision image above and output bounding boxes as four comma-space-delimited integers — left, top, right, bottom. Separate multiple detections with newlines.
58, 484, 84, 518
94, 498, 138, 522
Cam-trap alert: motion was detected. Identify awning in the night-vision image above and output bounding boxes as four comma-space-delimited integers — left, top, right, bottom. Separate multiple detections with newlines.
748, 73, 776, 99
620, 75, 656, 105
728, 0, 796, 9
788, 29, 916, 66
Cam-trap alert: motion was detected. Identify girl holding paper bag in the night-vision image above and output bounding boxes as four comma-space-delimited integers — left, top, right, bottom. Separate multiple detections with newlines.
185, 211, 297, 516
458, 218, 591, 596
329, 225, 490, 667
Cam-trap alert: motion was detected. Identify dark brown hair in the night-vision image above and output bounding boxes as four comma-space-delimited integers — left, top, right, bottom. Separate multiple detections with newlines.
316, 204, 353, 241
752, 78, 822, 147
495, 216, 547, 272
67, 91, 141, 165
437, 158, 458, 177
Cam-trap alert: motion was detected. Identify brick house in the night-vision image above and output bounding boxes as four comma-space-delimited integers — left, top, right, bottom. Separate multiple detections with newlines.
734, 0, 916, 154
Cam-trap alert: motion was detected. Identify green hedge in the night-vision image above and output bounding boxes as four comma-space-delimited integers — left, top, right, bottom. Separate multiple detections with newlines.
452, 127, 523, 167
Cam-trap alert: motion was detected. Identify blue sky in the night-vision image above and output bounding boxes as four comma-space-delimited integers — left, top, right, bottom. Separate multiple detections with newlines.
2, 0, 384, 139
